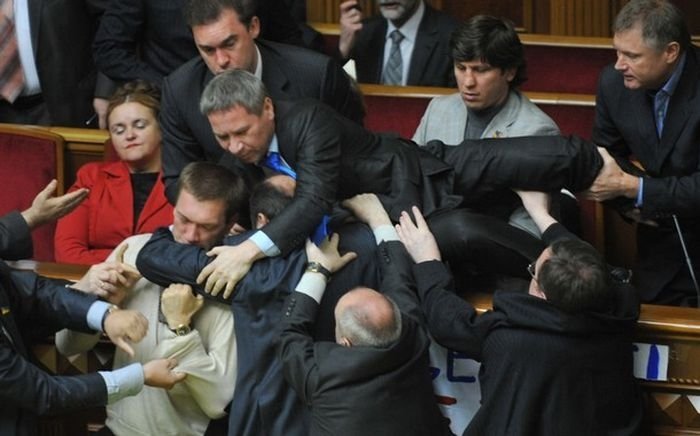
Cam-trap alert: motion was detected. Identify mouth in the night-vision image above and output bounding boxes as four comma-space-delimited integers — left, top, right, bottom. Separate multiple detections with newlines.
461, 93, 479, 102
125, 143, 140, 149
379, 1, 401, 8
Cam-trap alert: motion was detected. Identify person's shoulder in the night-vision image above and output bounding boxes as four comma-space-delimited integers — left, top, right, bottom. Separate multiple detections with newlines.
258, 39, 329, 64
75, 161, 112, 181
165, 56, 209, 87
423, 4, 459, 27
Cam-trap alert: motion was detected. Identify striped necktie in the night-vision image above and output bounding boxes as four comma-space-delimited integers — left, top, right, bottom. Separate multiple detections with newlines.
262, 151, 329, 244
0, 0, 24, 103
382, 30, 404, 85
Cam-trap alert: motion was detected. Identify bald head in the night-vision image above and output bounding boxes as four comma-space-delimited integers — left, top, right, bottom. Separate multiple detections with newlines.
334, 287, 402, 348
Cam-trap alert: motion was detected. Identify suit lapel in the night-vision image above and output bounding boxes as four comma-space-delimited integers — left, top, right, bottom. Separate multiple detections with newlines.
407, 7, 438, 85
655, 53, 699, 172
27, 0, 42, 56
259, 42, 291, 98
630, 90, 660, 170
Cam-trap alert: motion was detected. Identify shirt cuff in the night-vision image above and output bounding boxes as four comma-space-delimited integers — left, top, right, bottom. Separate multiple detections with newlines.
373, 225, 399, 244
86, 300, 113, 332
249, 230, 281, 257
98, 363, 144, 404
295, 272, 327, 304
635, 177, 644, 208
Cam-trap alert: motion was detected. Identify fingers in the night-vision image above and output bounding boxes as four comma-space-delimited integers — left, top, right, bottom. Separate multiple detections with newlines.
209, 275, 226, 297
196, 263, 214, 286
114, 337, 135, 358
340, 251, 358, 265
223, 280, 236, 299
410, 206, 428, 229
115, 243, 129, 264
37, 179, 58, 202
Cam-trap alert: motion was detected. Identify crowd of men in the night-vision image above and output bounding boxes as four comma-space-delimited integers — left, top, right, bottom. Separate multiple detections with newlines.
1, 0, 698, 434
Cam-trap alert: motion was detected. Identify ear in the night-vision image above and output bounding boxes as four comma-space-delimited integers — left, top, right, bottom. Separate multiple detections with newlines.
664, 41, 680, 64
255, 212, 269, 229
503, 67, 517, 83
248, 16, 261, 39
262, 97, 275, 121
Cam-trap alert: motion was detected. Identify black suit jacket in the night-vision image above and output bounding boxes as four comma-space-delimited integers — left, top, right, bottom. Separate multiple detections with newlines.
592, 46, 700, 301
160, 39, 365, 202
92, 0, 305, 88
136, 223, 379, 436
278, 240, 451, 436
346, 3, 457, 87
0, 214, 106, 436
0, 212, 32, 261
218, 100, 602, 257
27, 0, 104, 126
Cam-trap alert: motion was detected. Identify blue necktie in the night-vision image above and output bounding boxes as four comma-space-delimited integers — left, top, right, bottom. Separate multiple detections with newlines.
262, 152, 329, 244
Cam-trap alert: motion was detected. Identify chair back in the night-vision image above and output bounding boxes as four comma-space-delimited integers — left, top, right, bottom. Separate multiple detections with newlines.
0, 123, 65, 261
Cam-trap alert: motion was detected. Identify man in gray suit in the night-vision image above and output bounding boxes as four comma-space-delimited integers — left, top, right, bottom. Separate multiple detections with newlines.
160, 0, 364, 203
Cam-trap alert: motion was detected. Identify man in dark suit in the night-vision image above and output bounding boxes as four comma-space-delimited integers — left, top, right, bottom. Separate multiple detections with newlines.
398, 191, 645, 435
0, 193, 185, 436
194, 69, 602, 296
337, 0, 457, 86
588, 0, 700, 305
160, 0, 364, 202
0, 0, 104, 126
277, 193, 451, 435
90, 0, 306, 128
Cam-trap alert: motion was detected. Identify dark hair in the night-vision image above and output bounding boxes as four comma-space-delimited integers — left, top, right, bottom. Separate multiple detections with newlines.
449, 15, 526, 88
249, 178, 293, 225
183, 0, 256, 27
614, 0, 690, 51
176, 162, 247, 224
538, 239, 611, 314
107, 80, 161, 127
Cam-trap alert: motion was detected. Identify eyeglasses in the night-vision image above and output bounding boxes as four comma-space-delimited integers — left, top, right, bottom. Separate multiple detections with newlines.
527, 263, 537, 280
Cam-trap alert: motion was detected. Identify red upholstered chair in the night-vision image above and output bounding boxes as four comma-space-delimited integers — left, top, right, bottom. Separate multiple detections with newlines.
0, 123, 65, 261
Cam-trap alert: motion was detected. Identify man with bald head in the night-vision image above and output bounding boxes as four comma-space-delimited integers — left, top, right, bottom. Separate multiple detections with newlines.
277, 194, 451, 436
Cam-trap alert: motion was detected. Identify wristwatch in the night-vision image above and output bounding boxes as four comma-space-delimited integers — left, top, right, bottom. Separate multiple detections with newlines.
306, 262, 331, 280
170, 324, 192, 336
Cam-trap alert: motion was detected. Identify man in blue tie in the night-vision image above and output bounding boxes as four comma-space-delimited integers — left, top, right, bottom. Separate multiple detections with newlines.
195, 69, 605, 297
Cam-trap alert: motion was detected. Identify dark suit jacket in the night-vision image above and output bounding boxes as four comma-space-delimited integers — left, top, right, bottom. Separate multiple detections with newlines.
92, 0, 305, 88
416, 224, 645, 436
0, 214, 107, 436
218, 99, 602, 257
345, 3, 457, 87
278, 240, 451, 436
592, 46, 700, 301
136, 223, 379, 436
0, 212, 32, 261
160, 39, 365, 202
27, 0, 104, 126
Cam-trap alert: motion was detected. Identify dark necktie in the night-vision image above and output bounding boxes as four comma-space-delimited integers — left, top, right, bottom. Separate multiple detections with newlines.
0, 0, 24, 103
262, 152, 329, 244
382, 30, 404, 85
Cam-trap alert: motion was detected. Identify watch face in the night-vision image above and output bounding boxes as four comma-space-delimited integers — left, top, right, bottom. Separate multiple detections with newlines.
175, 325, 191, 336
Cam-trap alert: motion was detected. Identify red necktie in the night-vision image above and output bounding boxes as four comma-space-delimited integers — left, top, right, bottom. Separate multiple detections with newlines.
0, 0, 24, 103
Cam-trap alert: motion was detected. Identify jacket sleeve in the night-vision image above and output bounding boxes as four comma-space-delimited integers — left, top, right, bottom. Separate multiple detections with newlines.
54, 164, 111, 264
0, 211, 33, 260
258, 106, 342, 255
91, 0, 163, 85
376, 240, 424, 324
276, 291, 320, 404
413, 260, 495, 360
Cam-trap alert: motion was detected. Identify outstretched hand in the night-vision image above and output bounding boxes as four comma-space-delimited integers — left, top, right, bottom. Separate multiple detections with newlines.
513, 190, 557, 234
341, 193, 392, 229
72, 243, 141, 305
583, 147, 639, 202
21, 179, 88, 229
395, 206, 441, 264
305, 234, 357, 275
196, 239, 262, 299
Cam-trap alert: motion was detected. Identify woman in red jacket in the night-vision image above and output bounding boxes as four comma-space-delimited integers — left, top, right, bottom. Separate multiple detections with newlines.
55, 81, 173, 264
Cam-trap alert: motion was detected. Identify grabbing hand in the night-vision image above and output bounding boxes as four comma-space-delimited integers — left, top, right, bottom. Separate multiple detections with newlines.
305, 234, 357, 275
341, 193, 392, 229
339, 0, 363, 59
583, 147, 639, 202
161, 284, 204, 330
197, 239, 262, 299
395, 206, 441, 264
21, 180, 88, 229
73, 243, 141, 305
103, 309, 148, 357
143, 358, 187, 389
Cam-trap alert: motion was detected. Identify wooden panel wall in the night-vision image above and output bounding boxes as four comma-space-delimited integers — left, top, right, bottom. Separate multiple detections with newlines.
307, 0, 700, 38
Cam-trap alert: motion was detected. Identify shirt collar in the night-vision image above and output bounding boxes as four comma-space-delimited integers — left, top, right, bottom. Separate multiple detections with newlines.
253, 44, 263, 79
266, 134, 280, 156
385, 0, 425, 44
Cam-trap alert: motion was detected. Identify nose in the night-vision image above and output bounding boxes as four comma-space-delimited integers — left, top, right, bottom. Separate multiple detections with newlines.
614, 53, 627, 71
182, 224, 199, 245
125, 126, 137, 140
227, 139, 244, 155
214, 49, 229, 69
463, 69, 476, 87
